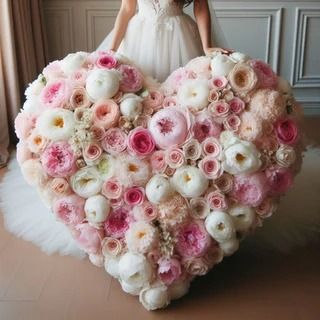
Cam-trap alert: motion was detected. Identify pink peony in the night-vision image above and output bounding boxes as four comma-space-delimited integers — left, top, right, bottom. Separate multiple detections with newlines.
175, 221, 211, 258
158, 258, 182, 285
250, 59, 278, 89
231, 172, 270, 207
275, 118, 299, 145
265, 167, 293, 195
53, 195, 85, 226
41, 141, 76, 177
229, 97, 245, 114
96, 53, 118, 69
104, 207, 131, 238
123, 186, 145, 206
118, 64, 143, 92
101, 128, 127, 155
102, 178, 123, 199
74, 223, 104, 254
127, 127, 155, 158
15, 112, 36, 140
40, 79, 72, 108
92, 99, 120, 129
206, 190, 228, 210
192, 114, 221, 143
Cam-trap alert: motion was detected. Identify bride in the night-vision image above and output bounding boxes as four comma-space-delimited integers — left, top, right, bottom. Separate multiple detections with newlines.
0, 0, 319, 257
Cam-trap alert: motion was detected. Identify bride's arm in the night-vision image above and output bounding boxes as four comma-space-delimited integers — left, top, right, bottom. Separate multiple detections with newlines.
109, 0, 137, 51
194, 0, 232, 55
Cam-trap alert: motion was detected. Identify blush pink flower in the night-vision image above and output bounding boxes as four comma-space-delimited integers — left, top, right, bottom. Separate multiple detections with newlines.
274, 118, 299, 145
250, 59, 278, 89
206, 190, 228, 210
101, 128, 127, 155
208, 100, 230, 119
70, 88, 91, 109
16, 142, 32, 165
127, 127, 155, 158
104, 207, 131, 238
41, 141, 76, 177
70, 68, 88, 86
163, 96, 178, 108
150, 150, 167, 173
165, 147, 185, 169
53, 195, 85, 226
124, 186, 145, 206
143, 90, 164, 111
42, 60, 63, 79
223, 114, 241, 132
265, 167, 293, 195
133, 201, 158, 222
74, 223, 104, 254
92, 99, 120, 129
211, 76, 228, 90
175, 221, 211, 258
158, 258, 182, 285
231, 172, 270, 207
229, 97, 245, 114
198, 156, 222, 179
166, 67, 196, 92
83, 143, 102, 164
96, 53, 118, 69
201, 137, 222, 157
192, 115, 222, 143
208, 89, 220, 103
90, 125, 105, 141
118, 64, 143, 93
15, 112, 36, 140
102, 178, 123, 199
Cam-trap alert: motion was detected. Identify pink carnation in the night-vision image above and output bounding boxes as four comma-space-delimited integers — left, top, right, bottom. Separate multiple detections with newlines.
250, 59, 278, 89
275, 118, 299, 145
74, 223, 104, 254
265, 167, 293, 195
127, 127, 155, 158
41, 141, 76, 177
104, 207, 131, 238
158, 258, 182, 285
124, 186, 145, 206
118, 64, 143, 93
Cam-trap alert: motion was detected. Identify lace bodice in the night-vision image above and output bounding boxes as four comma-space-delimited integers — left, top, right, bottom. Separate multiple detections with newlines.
138, 0, 184, 19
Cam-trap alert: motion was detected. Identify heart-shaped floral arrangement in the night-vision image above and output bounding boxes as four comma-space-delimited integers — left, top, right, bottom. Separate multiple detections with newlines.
15, 50, 304, 310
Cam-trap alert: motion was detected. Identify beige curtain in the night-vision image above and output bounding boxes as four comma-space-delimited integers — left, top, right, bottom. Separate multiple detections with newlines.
0, 0, 49, 164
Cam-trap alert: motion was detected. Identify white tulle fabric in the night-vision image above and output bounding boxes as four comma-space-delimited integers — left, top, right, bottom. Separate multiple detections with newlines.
97, 0, 204, 82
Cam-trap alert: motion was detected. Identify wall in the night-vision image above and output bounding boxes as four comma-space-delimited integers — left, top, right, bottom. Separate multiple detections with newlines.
43, 0, 320, 115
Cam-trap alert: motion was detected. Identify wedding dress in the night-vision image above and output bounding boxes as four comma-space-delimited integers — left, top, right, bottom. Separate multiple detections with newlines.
0, 0, 319, 258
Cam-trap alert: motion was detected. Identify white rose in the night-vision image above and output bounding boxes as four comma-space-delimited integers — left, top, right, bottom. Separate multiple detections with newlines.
104, 257, 121, 279
276, 145, 296, 167
205, 211, 235, 243
169, 280, 190, 300
61, 52, 88, 76
71, 167, 103, 198
120, 93, 143, 120
171, 166, 209, 198
228, 205, 255, 233
222, 140, 261, 175
211, 54, 236, 77
146, 175, 173, 204
118, 252, 153, 292
177, 79, 209, 111
85, 194, 110, 224
139, 283, 170, 311
37, 109, 75, 141
219, 238, 239, 256
230, 52, 250, 63
86, 69, 120, 102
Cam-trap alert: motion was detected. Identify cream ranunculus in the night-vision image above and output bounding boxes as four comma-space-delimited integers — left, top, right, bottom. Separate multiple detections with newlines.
37, 109, 75, 141
139, 283, 170, 311
205, 211, 235, 243
146, 174, 173, 204
61, 52, 88, 76
86, 69, 120, 102
222, 140, 261, 175
276, 145, 296, 168
211, 54, 236, 77
177, 79, 209, 111
84, 194, 110, 224
171, 166, 209, 198
228, 205, 256, 233
118, 252, 153, 294
71, 167, 103, 198
120, 93, 143, 120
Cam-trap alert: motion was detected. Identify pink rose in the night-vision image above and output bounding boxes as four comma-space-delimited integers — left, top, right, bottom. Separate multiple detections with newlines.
255, 198, 276, 219
53, 195, 85, 226
208, 89, 220, 103
165, 147, 185, 169
41, 141, 76, 177
50, 177, 71, 197
90, 125, 105, 141
92, 99, 120, 129
42, 60, 63, 80
265, 167, 293, 195
275, 118, 299, 145
201, 137, 221, 157
249, 59, 278, 89
229, 97, 245, 114
70, 88, 91, 109
223, 114, 241, 132
208, 100, 230, 119
15, 112, 36, 140
211, 76, 228, 90
143, 90, 164, 111
215, 173, 234, 193
150, 150, 167, 173
101, 128, 127, 155
74, 223, 104, 254
158, 258, 182, 285
124, 186, 145, 206
183, 257, 209, 276
118, 64, 143, 93
133, 201, 158, 222
104, 207, 131, 238
192, 114, 222, 143
127, 127, 155, 158
40, 79, 72, 108
83, 143, 102, 164
175, 221, 211, 258
231, 172, 270, 207
198, 156, 222, 179
206, 190, 228, 210
96, 53, 118, 69
102, 178, 123, 199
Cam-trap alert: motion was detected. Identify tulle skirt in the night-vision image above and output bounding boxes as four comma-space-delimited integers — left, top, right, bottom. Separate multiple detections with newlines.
97, 13, 204, 82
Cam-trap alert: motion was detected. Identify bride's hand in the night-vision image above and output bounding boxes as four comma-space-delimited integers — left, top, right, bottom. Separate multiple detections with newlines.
204, 47, 234, 56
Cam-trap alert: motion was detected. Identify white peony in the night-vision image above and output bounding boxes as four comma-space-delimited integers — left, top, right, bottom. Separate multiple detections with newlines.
104, 257, 121, 279
37, 109, 75, 141
120, 93, 143, 120
71, 167, 103, 198
25, 75, 46, 99
86, 69, 120, 102
219, 131, 240, 149
211, 54, 236, 77
118, 252, 153, 293
222, 140, 261, 175
219, 238, 239, 256
228, 205, 255, 233
121, 280, 142, 296
146, 175, 173, 204
205, 211, 235, 243
230, 52, 250, 63
22, 97, 42, 114
85, 194, 110, 224
171, 166, 209, 198
61, 52, 88, 76
139, 283, 170, 311
177, 79, 209, 111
